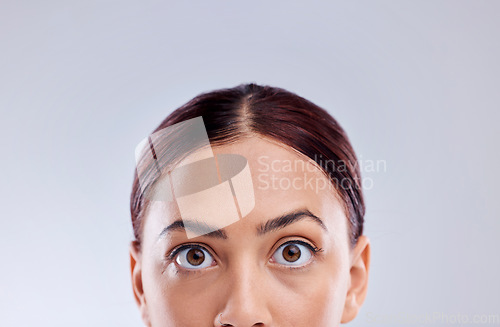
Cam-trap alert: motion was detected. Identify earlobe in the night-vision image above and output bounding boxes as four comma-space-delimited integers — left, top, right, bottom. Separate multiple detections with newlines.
341, 235, 371, 324
130, 241, 151, 326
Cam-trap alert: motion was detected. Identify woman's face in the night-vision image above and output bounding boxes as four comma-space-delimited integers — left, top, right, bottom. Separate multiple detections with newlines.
130, 136, 370, 327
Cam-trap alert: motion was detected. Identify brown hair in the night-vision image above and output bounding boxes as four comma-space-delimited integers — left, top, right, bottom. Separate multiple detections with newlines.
130, 83, 365, 248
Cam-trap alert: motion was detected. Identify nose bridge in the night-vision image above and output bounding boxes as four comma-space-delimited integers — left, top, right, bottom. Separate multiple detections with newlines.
227, 253, 264, 305
218, 253, 272, 326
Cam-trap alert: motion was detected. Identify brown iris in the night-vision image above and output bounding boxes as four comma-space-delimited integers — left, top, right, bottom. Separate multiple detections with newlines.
282, 244, 301, 262
186, 248, 205, 266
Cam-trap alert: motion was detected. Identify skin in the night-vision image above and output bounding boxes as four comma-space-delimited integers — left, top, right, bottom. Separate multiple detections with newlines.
130, 136, 370, 327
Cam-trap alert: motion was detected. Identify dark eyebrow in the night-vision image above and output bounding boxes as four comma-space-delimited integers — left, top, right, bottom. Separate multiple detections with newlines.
159, 219, 228, 240
256, 209, 327, 236
158, 209, 327, 240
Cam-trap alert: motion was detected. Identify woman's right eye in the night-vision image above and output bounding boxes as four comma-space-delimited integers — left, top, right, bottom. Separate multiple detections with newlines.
174, 246, 215, 270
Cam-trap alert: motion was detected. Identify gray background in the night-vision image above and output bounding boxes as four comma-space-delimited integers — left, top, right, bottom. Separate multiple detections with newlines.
1, 1, 499, 326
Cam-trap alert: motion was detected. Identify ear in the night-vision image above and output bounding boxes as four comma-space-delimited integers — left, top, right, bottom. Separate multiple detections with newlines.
130, 241, 151, 327
341, 235, 371, 324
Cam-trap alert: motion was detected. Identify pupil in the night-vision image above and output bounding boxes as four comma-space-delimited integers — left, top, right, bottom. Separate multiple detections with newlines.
187, 248, 205, 266
283, 244, 301, 262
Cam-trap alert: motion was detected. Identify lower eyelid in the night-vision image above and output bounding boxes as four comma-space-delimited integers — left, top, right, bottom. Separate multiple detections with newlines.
175, 266, 204, 275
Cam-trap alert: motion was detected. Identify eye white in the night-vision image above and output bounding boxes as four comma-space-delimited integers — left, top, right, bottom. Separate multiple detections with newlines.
272, 243, 313, 266
175, 247, 214, 269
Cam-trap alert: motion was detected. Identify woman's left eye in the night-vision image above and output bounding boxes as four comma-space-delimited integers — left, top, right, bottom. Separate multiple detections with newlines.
174, 246, 214, 270
271, 241, 313, 267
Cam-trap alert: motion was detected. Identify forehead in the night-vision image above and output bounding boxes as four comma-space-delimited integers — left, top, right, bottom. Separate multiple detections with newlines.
217, 136, 340, 216
143, 136, 346, 239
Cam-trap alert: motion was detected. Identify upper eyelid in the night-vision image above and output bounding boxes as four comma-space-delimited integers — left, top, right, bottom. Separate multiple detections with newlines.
278, 239, 314, 248
273, 237, 322, 253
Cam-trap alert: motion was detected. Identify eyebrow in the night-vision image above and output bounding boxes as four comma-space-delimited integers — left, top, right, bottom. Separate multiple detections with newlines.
256, 209, 327, 235
159, 219, 228, 240
158, 208, 327, 240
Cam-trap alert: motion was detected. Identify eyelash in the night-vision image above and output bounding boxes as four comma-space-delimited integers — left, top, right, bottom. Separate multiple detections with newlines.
280, 240, 323, 255
165, 240, 323, 274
